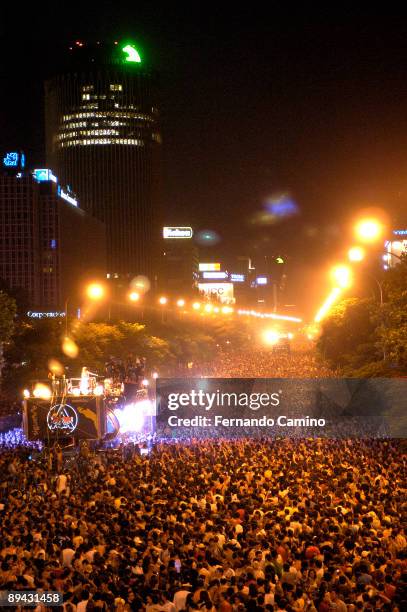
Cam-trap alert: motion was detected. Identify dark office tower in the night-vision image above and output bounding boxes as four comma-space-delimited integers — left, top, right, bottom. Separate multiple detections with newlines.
45, 40, 161, 279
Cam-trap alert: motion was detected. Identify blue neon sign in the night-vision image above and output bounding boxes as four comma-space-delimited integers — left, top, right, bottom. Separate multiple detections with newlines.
230, 273, 245, 282
33, 169, 58, 183
34, 169, 50, 181
3, 152, 19, 167
57, 186, 78, 207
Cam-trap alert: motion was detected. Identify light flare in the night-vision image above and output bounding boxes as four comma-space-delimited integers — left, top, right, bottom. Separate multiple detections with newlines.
314, 287, 342, 323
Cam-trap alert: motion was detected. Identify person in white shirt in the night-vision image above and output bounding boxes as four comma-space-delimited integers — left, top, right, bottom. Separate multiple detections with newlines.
61, 544, 75, 567
173, 586, 191, 611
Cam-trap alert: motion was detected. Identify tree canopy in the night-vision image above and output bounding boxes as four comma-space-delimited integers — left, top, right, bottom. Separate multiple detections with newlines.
317, 259, 407, 376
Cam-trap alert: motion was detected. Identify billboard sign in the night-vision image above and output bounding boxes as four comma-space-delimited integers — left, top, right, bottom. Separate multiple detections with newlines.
163, 226, 193, 239
199, 263, 221, 271
230, 273, 245, 282
33, 169, 58, 183
202, 271, 228, 279
198, 282, 234, 304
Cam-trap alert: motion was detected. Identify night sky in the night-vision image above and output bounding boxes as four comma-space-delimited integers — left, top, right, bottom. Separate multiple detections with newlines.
1, 6, 407, 311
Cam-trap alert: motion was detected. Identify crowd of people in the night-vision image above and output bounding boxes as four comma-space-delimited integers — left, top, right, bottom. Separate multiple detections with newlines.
0, 346, 405, 609
105, 356, 148, 387
191, 350, 337, 379
0, 438, 405, 610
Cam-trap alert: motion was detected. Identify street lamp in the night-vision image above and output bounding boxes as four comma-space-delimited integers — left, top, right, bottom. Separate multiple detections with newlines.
176, 298, 185, 307
348, 246, 365, 262
192, 301, 201, 311
129, 291, 140, 302
158, 296, 167, 322
354, 218, 383, 243
86, 282, 105, 300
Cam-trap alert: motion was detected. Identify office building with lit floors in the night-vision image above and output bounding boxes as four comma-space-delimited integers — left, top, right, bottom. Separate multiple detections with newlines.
0, 163, 106, 313
45, 40, 161, 282
160, 227, 199, 294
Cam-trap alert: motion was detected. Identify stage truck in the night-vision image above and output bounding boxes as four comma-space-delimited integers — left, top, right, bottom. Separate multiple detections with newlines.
22, 370, 156, 444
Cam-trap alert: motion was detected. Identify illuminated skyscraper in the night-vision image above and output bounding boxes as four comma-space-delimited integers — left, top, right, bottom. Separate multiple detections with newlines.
45, 40, 161, 278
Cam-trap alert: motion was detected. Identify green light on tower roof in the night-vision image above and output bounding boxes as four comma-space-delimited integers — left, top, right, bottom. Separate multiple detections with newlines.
122, 44, 141, 63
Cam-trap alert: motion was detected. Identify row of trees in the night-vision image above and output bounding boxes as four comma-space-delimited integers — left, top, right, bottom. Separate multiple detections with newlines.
0, 301, 250, 397
317, 258, 407, 376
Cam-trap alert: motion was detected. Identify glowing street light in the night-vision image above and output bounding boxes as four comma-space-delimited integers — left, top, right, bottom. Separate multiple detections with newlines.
204, 304, 213, 313
331, 265, 353, 289
176, 298, 185, 307
348, 246, 365, 262
129, 291, 140, 302
354, 218, 383, 243
158, 296, 168, 306
86, 282, 105, 300
192, 302, 201, 310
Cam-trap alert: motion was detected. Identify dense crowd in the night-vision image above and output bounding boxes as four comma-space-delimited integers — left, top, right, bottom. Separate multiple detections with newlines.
192, 350, 337, 378
0, 439, 405, 611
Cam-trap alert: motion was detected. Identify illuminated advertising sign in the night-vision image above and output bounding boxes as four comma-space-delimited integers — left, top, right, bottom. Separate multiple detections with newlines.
122, 43, 142, 63
3, 151, 25, 169
27, 311, 65, 319
202, 271, 228, 279
33, 169, 58, 183
58, 186, 78, 207
198, 282, 235, 304
199, 263, 221, 271
163, 226, 193, 239
230, 273, 245, 282
393, 229, 407, 236
256, 276, 268, 285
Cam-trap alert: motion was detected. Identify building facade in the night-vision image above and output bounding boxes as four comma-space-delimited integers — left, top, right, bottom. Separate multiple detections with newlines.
45, 41, 161, 280
0, 168, 106, 312
161, 243, 199, 295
